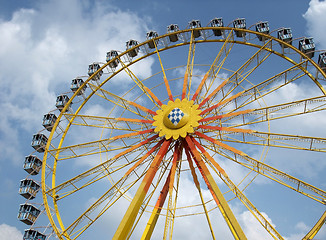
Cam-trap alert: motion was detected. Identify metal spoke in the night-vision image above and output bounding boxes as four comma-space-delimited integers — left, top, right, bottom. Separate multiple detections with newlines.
192, 137, 283, 240
200, 138, 326, 204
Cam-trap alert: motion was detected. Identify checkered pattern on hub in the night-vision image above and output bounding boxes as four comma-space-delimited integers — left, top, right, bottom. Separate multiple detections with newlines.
168, 108, 184, 126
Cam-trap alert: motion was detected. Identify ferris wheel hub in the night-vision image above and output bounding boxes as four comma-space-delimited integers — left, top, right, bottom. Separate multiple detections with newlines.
153, 98, 202, 140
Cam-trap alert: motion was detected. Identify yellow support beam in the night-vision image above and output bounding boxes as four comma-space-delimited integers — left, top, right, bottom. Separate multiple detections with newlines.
113, 139, 171, 240
185, 136, 247, 240
303, 210, 326, 239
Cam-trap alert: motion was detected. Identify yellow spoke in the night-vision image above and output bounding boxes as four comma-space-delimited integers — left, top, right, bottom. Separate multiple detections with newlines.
192, 30, 235, 103
153, 39, 174, 101
48, 129, 155, 160
217, 60, 309, 114
218, 130, 326, 153
46, 135, 160, 199
119, 58, 161, 108
113, 139, 171, 240
226, 95, 326, 127
202, 141, 326, 204
193, 138, 283, 239
184, 147, 216, 240
184, 136, 247, 240
199, 39, 273, 109
182, 31, 195, 100
88, 82, 155, 118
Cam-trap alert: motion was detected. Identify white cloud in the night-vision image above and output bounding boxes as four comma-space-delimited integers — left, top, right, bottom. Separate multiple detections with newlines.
0, 0, 153, 166
239, 211, 275, 240
0, 224, 23, 240
303, 0, 326, 49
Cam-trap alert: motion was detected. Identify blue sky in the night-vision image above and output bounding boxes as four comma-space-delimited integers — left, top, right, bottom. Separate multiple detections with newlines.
1, 0, 326, 239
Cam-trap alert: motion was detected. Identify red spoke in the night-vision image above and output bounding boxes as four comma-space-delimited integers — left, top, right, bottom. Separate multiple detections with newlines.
199, 91, 245, 115
127, 100, 157, 115
123, 138, 164, 177
111, 129, 155, 141
192, 72, 209, 101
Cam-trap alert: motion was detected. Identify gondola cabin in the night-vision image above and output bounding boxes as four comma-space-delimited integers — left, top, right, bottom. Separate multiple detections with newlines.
126, 40, 139, 58
31, 134, 48, 153
70, 78, 86, 95
106, 50, 119, 68
146, 31, 159, 49
167, 24, 179, 42
55, 94, 70, 112
318, 52, 326, 72
233, 18, 246, 38
298, 37, 315, 58
188, 20, 202, 38
23, 229, 46, 240
18, 204, 40, 225
42, 113, 57, 132
88, 63, 103, 81
23, 155, 42, 175
19, 179, 40, 199
210, 18, 224, 36
277, 28, 292, 47
255, 21, 270, 41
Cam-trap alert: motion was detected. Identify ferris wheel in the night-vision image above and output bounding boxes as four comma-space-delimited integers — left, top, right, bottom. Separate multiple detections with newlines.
18, 17, 326, 240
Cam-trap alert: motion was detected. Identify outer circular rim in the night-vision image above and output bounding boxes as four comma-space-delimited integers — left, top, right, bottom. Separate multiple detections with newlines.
41, 26, 326, 239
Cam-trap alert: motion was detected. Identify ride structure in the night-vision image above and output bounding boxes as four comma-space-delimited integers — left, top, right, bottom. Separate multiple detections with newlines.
18, 17, 326, 239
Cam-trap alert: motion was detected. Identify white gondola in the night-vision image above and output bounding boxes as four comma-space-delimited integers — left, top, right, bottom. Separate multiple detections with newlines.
19, 179, 40, 199
31, 134, 48, 153
277, 28, 292, 47
23, 155, 42, 175
210, 17, 224, 36
23, 229, 46, 240
167, 24, 180, 42
126, 40, 139, 58
188, 20, 202, 38
255, 21, 270, 41
299, 37, 315, 58
42, 113, 57, 132
318, 52, 326, 72
18, 204, 40, 225
106, 50, 119, 68
88, 63, 103, 81
146, 31, 159, 49
55, 94, 71, 112
233, 18, 246, 38
70, 78, 86, 95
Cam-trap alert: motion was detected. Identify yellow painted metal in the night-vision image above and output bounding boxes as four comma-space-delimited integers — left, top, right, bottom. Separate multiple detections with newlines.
163, 144, 182, 240
182, 30, 195, 100
203, 142, 326, 204
112, 140, 171, 240
185, 149, 216, 240
303, 210, 326, 240
153, 38, 174, 102
119, 59, 161, 109
219, 130, 326, 153
141, 171, 171, 240
228, 95, 326, 128
193, 138, 283, 239
141, 143, 180, 240
153, 98, 202, 139
41, 25, 326, 240
192, 30, 235, 102
185, 136, 247, 240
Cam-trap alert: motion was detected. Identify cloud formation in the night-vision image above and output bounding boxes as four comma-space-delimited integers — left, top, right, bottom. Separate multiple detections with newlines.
0, 0, 152, 166
0, 224, 22, 240
303, 0, 326, 49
